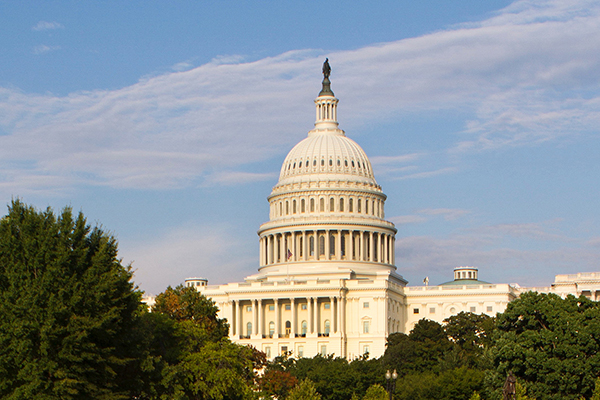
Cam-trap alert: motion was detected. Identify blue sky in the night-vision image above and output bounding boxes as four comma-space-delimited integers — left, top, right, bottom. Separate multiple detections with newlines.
1, 0, 599, 295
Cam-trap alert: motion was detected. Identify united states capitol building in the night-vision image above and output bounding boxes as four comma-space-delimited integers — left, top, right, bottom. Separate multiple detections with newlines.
182, 62, 600, 360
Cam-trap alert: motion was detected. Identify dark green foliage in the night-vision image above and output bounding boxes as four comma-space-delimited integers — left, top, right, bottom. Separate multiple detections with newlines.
266, 353, 385, 400
383, 319, 453, 375
0, 200, 142, 399
287, 378, 321, 400
144, 284, 262, 400
444, 312, 495, 368
394, 367, 484, 400
490, 291, 600, 400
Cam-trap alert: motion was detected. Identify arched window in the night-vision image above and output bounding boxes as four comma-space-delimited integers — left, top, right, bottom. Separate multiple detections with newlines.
313, 159, 317, 166
321, 159, 325, 166
329, 197, 334, 212
358, 199, 362, 213
279, 202, 282, 216
247, 322, 252, 337
372, 200, 375, 215
330, 234, 335, 256
319, 235, 325, 255
301, 320, 307, 335
340, 198, 344, 212
337, 159, 340, 166
349, 198, 353, 212
269, 321, 275, 337
310, 198, 315, 212
310, 236, 315, 256
301, 199, 305, 213
329, 159, 333, 166
299, 237, 303, 257
324, 320, 330, 335
293, 200, 296, 214
345, 160, 348, 167
285, 321, 291, 336
341, 232, 346, 257
320, 198, 325, 212
286, 201, 289, 215
365, 199, 369, 214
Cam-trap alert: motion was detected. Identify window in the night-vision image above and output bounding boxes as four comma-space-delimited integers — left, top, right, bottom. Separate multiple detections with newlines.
321, 345, 327, 355
365, 200, 369, 214
349, 198, 353, 212
320, 198, 325, 212
324, 320, 330, 335
363, 345, 370, 355
313, 159, 317, 166
279, 202, 282, 216
301, 303, 307, 310
301, 320, 307, 335
470, 306, 476, 312
310, 236, 315, 256
337, 159, 340, 166
310, 198, 315, 212
285, 321, 291, 336
246, 306, 252, 312
301, 199, 305, 213
269, 321, 275, 336
450, 307, 456, 313
329, 159, 332, 166
246, 322, 252, 336
265, 346, 271, 358
363, 320, 370, 333
286, 201, 289, 215
285, 304, 291, 310
330, 197, 334, 211
358, 199, 362, 213
413, 308, 420, 314
429, 307, 435, 314
319, 235, 325, 255
298, 346, 304, 358
363, 302, 369, 309
487, 306, 493, 312
269, 305, 275, 311
329, 234, 335, 256
281, 346, 288, 355
293, 200, 296, 214
321, 159, 324, 166
324, 303, 330, 309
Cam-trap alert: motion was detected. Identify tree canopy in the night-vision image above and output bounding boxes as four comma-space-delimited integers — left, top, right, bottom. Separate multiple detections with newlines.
0, 200, 142, 399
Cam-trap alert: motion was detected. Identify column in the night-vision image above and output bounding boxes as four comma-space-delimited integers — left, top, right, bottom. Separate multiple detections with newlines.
252, 299, 257, 336
308, 297, 314, 333
267, 236, 271, 265
291, 298, 296, 337
292, 231, 297, 261
230, 300, 236, 337
325, 230, 330, 260
359, 231, 364, 261
336, 296, 342, 334
369, 231, 374, 262
336, 230, 342, 260
274, 298, 280, 338
258, 299, 263, 337
329, 296, 335, 333
280, 234, 285, 262
302, 231, 307, 261
392, 237, 395, 265
314, 297, 319, 334
383, 234, 388, 264
237, 300, 243, 338
349, 230, 355, 260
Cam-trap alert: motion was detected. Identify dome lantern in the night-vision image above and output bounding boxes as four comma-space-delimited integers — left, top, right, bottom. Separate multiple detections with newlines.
314, 58, 340, 131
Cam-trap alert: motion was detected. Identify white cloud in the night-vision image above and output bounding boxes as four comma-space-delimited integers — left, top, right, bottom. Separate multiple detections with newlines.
32, 21, 64, 31
2, 0, 600, 194
122, 225, 256, 295
417, 208, 471, 221
32, 45, 61, 55
389, 215, 428, 225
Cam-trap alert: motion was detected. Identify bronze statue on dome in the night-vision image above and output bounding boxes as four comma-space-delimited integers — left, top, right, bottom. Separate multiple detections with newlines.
323, 58, 331, 79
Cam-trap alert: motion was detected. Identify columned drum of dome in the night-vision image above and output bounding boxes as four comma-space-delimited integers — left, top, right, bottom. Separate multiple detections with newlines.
257, 62, 397, 278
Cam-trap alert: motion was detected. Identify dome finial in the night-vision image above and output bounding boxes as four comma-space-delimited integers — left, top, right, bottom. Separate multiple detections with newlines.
319, 58, 334, 96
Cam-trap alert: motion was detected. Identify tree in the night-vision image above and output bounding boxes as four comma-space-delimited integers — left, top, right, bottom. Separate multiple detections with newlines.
0, 200, 143, 399
444, 312, 495, 368
362, 384, 387, 400
259, 369, 298, 400
492, 291, 600, 400
287, 379, 321, 400
147, 285, 262, 400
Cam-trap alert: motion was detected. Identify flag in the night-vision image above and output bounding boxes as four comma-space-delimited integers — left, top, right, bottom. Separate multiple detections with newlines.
287, 249, 293, 260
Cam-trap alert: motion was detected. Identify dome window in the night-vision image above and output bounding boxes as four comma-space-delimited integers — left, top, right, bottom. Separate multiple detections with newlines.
313, 159, 317, 166
329, 159, 332, 166
337, 159, 340, 166
345, 160, 348, 167
321, 159, 325, 166
293, 162, 296, 169
306, 160, 309, 167
352, 161, 355, 167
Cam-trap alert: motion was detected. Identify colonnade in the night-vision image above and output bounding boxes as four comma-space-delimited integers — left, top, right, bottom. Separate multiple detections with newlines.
230, 296, 346, 340
259, 229, 395, 267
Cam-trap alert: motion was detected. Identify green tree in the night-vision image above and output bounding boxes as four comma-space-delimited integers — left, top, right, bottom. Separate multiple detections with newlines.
492, 291, 600, 400
288, 379, 321, 400
0, 200, 143, 399
362, 384, 387, 400
259, 369, 298, 400
444, 312, 495, 368
147, 285, 262, 400
592, 378, 600, 400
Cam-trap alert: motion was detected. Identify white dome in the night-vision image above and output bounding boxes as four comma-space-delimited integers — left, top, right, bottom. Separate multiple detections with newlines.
276, 130, 377, 187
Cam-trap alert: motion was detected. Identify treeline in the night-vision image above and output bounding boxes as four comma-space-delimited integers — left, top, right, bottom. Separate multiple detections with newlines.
2, 201, 600, 399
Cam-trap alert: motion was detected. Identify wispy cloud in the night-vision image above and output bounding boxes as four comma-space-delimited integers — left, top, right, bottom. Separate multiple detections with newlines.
32, 21, 64, 31
32, 45, 61, 55
417, 208, 471, 221
2, 0, 600, 194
